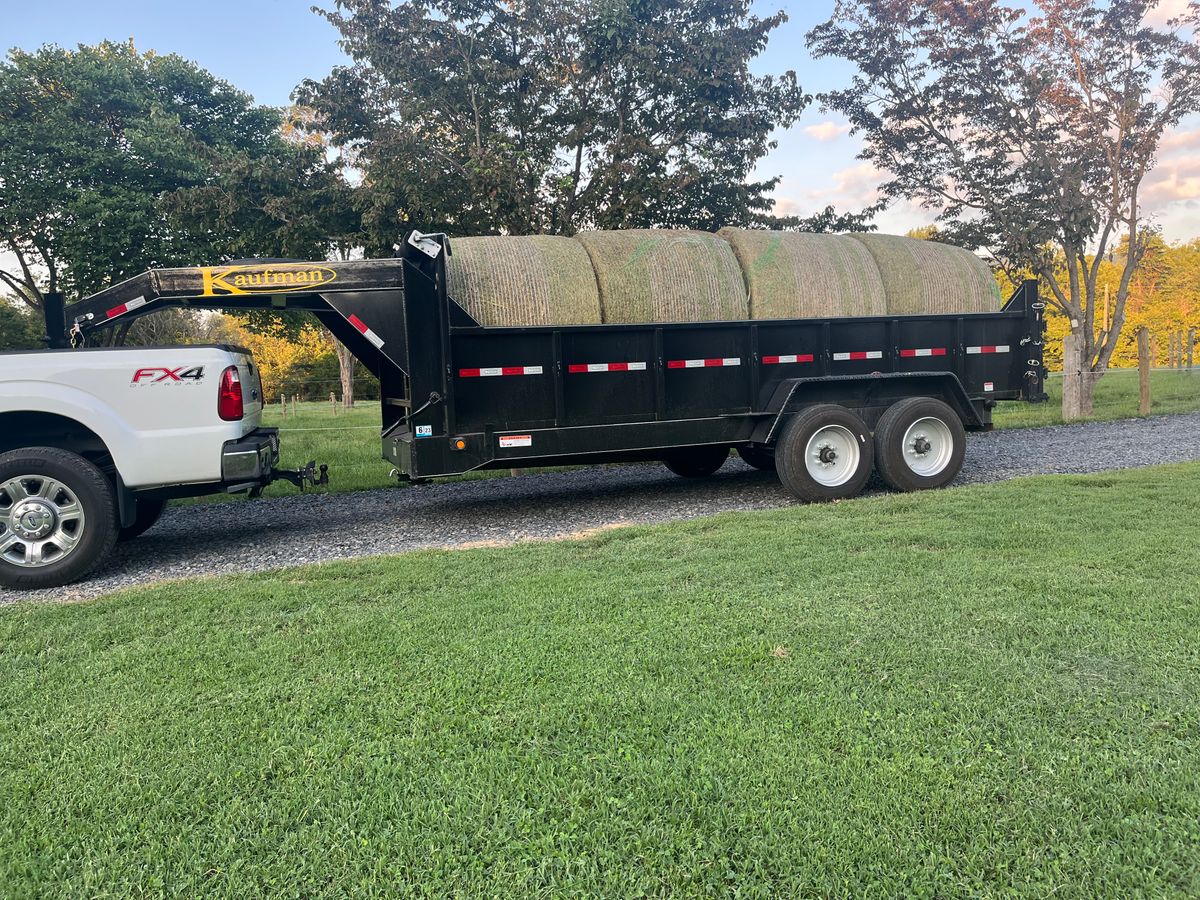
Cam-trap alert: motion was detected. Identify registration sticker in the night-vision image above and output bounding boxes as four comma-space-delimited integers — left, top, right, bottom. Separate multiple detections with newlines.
415, 425, 433, 438
499, 434, 532, 448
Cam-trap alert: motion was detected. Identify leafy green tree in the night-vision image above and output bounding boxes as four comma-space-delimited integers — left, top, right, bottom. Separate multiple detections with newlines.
0, 299, 43, 350
0, 41, 348, 313
298, 0, 810, 246
809, 0, 1200, 417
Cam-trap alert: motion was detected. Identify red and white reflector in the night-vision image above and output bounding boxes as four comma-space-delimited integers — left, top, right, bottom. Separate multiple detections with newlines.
459, 365, 544, 378
899, 347, 947, 358
567, 362, 648, 374
762, 354, 815, 365
833, 350, 883, 361
348, 314, 385, 349
106, 296, 148, 320
966, 345, 1010, 355
666, 357, 741, 369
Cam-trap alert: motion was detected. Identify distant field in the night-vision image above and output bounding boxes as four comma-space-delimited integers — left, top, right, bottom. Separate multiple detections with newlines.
992, 368, 1200, 428
4, 464, 1199, 895
246, 369, 1200, 501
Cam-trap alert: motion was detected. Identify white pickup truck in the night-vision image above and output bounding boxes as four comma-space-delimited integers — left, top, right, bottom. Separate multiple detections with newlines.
0, 345, 290, 590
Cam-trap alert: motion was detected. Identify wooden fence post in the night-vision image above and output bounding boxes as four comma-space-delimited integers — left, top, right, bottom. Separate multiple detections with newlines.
1138, 326, 1151, 416
1062, 332, 1083, 421
330, 391, 338, 416
1188, 328, 1195, 373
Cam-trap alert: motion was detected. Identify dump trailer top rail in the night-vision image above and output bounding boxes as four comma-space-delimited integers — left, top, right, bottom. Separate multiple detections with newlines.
54, 233, 1047, 483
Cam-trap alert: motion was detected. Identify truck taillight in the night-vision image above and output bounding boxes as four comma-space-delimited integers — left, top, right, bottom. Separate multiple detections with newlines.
218, 366, 244, 421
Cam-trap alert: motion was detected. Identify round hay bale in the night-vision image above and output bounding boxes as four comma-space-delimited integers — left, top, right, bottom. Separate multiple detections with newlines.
573, 230, 749, 323
718, 228, 886, 319
847, 234, 1000, 315
446, 235, 601, 326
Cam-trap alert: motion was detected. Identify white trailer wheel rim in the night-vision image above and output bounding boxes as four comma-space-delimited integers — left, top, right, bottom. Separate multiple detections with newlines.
0, 475, 86, 569
804, 424, 860, 487
901, 416, 955, 477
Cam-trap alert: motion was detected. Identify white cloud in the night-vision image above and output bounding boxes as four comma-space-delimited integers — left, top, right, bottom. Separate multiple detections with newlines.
1146, 0, 1193, 26
803, 121, 851, 142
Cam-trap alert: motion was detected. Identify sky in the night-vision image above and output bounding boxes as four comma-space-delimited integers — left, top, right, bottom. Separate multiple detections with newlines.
1, 0, 1197, 249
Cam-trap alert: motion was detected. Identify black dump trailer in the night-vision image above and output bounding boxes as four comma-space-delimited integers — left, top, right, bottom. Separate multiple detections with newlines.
56, 232, 1048, 502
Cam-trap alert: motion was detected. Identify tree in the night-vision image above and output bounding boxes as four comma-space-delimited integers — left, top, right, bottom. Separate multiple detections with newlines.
0, 41, 344, 312
809, 0, 1200, 418
0, 298, 43, 350
297, 0, 809, 246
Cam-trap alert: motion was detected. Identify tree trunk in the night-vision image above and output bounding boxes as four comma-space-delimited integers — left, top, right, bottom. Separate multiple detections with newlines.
334, 339, 355, 409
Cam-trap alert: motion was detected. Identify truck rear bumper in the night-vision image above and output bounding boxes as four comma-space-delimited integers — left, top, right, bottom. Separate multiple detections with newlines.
221, 428, 280, 484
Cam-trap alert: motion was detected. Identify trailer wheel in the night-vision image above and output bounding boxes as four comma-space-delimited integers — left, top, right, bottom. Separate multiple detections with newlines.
775, 405, 873, 502
737, 447, 776, 471
118, 498, 167, 542
874, 397, 966, 492
0, 447, 118, 590
664, 446, 729, 478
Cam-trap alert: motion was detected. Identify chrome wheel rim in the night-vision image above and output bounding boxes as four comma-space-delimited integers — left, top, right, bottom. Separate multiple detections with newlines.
901, 416, 955, 477
804, 425, 860, 487
0, 475, 86, 568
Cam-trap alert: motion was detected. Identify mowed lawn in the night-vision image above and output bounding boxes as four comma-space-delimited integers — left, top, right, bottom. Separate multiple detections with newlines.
3, 464, 1200, 896
253, 369, 1200, 501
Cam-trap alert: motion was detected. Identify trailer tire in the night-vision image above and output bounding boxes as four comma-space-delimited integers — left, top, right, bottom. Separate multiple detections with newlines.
874, 397, 966, 492
775, 405, 874, 502
737, 447, 776, 471
118, 498, 167, 542
664, 446, 729, 478
0, 447, 118, 590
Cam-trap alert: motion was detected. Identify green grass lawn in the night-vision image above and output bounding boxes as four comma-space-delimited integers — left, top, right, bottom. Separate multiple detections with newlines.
4, 464, 1200, 896
992, 369, 1200, 428
254, 370, 1200, 501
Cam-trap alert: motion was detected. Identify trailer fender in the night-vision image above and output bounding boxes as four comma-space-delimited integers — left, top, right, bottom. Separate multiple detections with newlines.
753, 373, 983, 445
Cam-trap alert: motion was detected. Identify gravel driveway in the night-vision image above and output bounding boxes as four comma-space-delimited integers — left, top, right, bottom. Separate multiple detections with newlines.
4, 411, 1199, 604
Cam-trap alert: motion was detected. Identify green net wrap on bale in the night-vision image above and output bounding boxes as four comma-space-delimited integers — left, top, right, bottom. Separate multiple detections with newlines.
718, 229, 886, 319
446, 235, 602, 326
574, 230, 749, 323
847, 234, 1001, 315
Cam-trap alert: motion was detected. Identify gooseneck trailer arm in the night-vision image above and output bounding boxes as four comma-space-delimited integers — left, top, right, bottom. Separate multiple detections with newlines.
53, 232, 1048, 495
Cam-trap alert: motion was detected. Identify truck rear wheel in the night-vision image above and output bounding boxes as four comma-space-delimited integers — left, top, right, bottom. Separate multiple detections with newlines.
0, 448, 118, 590
664, 446, 729, 478
118, 498, 167, 542
874, 397, 966, 492
775, 405, 874, 502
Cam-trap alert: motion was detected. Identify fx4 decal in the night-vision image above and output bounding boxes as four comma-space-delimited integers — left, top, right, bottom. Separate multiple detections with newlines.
131, 366, 206, 384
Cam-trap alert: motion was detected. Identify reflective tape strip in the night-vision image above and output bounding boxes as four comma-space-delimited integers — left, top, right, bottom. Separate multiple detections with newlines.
666, 357, 741, 369
762, 354, 815, 365
347, 314, 385, 349
105, 296, 148, 320
567, 362, 648, 374
966, 345, 1010, 355
899, 348, 947, 358
833, 351, 883, 361
458, 365, 544, 377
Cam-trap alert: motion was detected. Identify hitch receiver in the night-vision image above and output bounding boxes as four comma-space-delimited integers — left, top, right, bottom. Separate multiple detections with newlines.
273, 460, 330, 492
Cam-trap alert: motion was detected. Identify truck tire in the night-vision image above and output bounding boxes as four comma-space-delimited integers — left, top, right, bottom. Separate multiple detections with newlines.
737, 447, 776, 471
118, 498, 167, 542
0, 448, 118, 590
664, 446, 729, 478
873, 397, 966, 492
775, 405, 874, 502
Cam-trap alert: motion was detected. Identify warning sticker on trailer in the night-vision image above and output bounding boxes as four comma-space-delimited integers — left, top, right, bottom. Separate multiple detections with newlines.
984, 381, 995, 392
499, 434, 532, 449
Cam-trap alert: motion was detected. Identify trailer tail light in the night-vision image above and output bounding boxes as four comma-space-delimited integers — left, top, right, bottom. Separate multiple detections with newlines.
218, 366, 244, 421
